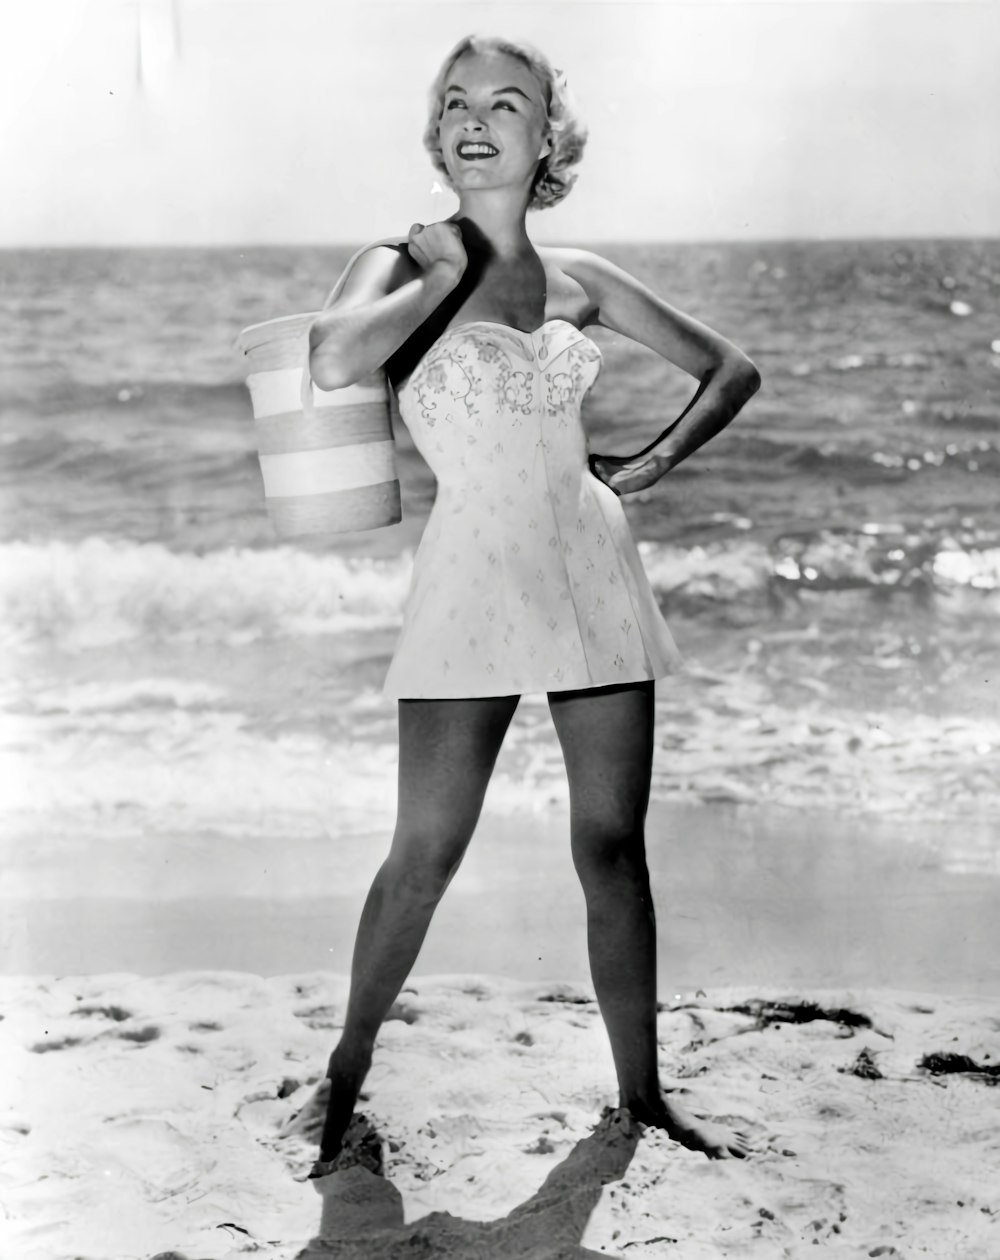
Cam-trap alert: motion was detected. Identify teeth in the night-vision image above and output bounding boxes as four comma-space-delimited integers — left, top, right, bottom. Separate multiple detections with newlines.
458, 143, 498, 157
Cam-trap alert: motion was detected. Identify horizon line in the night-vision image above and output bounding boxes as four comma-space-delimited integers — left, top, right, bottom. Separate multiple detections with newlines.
2, 232, 998, 251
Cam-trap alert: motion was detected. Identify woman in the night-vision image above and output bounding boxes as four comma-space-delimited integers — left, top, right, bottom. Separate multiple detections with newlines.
307, 34, 760, 1173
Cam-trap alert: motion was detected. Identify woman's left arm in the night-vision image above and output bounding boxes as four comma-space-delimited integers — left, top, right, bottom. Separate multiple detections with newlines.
562, 249, 761, 496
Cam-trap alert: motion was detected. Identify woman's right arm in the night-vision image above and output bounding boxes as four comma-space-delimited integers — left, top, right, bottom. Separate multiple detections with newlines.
309, 223, 467, 390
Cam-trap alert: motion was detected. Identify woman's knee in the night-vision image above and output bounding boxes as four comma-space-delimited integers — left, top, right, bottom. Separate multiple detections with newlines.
570, 814, 649, 883
569, 778, 648, 850
382, 829, 469, 901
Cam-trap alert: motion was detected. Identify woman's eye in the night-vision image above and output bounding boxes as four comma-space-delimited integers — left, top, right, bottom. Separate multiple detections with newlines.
445, 99, 466, 110
493, 101, 515, 111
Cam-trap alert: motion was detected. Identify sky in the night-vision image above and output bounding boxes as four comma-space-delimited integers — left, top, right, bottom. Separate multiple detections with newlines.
4, 0, 999, 245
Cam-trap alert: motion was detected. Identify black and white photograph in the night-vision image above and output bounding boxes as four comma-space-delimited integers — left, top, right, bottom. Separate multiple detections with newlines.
2, 1, 999, 1255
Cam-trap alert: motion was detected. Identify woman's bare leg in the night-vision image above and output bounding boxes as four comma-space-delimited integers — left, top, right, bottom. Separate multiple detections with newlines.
547, 680, 749, 1159
318, 693, 520, 1164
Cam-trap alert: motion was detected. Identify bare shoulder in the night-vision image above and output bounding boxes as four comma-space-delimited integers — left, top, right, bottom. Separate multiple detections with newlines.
537, 246, 647, 322
324, 239, 418, 310
537, 245, 612, 326
539, 246, 755, 381
545, 246, 651, 292
538, 245, 609, 271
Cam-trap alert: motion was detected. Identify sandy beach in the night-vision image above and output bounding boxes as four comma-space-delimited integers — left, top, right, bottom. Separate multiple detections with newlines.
3, 801, 999, 1259
3, 967, 999, 1259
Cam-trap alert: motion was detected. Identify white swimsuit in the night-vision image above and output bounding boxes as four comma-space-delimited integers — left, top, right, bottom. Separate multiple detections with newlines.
382, 318, 680, 699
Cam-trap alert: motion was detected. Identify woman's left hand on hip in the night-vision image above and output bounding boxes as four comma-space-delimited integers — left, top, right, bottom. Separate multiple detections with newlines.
588, 451, 667, 497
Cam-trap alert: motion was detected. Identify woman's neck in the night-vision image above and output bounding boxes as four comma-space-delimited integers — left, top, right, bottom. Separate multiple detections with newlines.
452, 191, 533, 261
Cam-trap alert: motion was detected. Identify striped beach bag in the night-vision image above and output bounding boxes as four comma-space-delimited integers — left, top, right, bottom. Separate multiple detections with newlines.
237, 243, 404, 537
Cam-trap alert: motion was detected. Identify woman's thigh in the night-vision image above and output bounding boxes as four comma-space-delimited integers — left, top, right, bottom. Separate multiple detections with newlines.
394, 694, 521, 851
547, 680, 655, 838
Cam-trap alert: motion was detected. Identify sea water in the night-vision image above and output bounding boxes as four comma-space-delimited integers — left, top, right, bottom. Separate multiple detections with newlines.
2, 240, 999, 906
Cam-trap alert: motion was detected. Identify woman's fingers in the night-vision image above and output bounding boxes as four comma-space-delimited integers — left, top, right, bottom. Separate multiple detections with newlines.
589, 456, 622, 496
590, 452, 665, 496
407, 221, 467, 274
407, 223, 428, 265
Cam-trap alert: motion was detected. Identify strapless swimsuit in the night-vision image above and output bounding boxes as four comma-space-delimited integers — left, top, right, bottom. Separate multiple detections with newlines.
382, 318, 680, 699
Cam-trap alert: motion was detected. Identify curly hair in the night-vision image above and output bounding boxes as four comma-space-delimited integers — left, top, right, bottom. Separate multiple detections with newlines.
422, 35, 587, 212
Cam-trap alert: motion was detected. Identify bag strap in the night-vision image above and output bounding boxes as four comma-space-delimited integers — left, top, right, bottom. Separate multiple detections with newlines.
302, 237, 408, 416
322, 237, 409, 309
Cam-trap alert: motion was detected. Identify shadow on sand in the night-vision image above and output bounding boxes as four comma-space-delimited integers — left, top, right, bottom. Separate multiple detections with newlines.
297, 1108, 642, 1259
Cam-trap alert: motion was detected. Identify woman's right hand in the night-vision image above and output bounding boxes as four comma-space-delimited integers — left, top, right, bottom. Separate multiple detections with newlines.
309, 227, 466, 391
407, 221, 467, 280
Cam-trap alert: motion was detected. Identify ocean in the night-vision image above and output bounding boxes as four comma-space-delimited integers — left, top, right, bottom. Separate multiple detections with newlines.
2, 238, 999, 917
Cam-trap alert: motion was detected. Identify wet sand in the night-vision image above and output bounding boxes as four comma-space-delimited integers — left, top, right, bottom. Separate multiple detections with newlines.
4, 803, 999, 996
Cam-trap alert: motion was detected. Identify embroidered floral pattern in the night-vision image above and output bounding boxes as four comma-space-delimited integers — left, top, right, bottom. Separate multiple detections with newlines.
546, 371, 576, 409
501, 371, 534, 414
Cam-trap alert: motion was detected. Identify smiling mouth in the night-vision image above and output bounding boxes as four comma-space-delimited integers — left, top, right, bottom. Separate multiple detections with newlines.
456, 142, 499, 161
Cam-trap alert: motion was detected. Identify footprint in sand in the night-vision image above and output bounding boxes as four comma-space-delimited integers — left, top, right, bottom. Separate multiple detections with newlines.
71, 1003, 132, 1022
30, 1034, 85, 1053
93, 1116, 217, 1198
109, 1024, 161, 1044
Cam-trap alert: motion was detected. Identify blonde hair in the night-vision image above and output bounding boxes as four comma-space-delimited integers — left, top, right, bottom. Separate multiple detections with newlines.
423, 35, 587, 211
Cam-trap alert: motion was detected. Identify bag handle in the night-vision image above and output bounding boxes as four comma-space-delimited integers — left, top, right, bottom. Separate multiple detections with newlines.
301, 237, 408, 416
321, 236, 409, 309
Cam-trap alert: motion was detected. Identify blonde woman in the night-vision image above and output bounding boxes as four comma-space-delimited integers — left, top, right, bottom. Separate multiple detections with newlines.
307, 34, 761, 1173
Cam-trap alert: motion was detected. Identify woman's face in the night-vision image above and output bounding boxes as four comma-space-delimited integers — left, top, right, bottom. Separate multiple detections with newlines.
437, 50, 551, 198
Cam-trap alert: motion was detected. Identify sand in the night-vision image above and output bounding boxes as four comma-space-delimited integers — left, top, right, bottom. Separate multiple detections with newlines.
5, 804, 1000, 994
3, 802, 999, 1257
3, 970, 999, 1259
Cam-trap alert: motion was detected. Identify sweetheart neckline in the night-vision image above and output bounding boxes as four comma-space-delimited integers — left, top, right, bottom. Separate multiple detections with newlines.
440, 317, 590, 340
431, 318, 602, 360
397, 318, 602, 392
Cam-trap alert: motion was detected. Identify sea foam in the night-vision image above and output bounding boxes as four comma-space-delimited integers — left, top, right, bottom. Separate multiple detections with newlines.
4, 531, 998, 653
0, 538, 412, 650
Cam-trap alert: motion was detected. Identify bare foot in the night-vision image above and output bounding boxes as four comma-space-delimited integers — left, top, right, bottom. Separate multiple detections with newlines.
316, 1044, 373, 1167
282, 1043, 374, 1175
310, 1114, 386, 1181
625, 1092, 752, 1159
